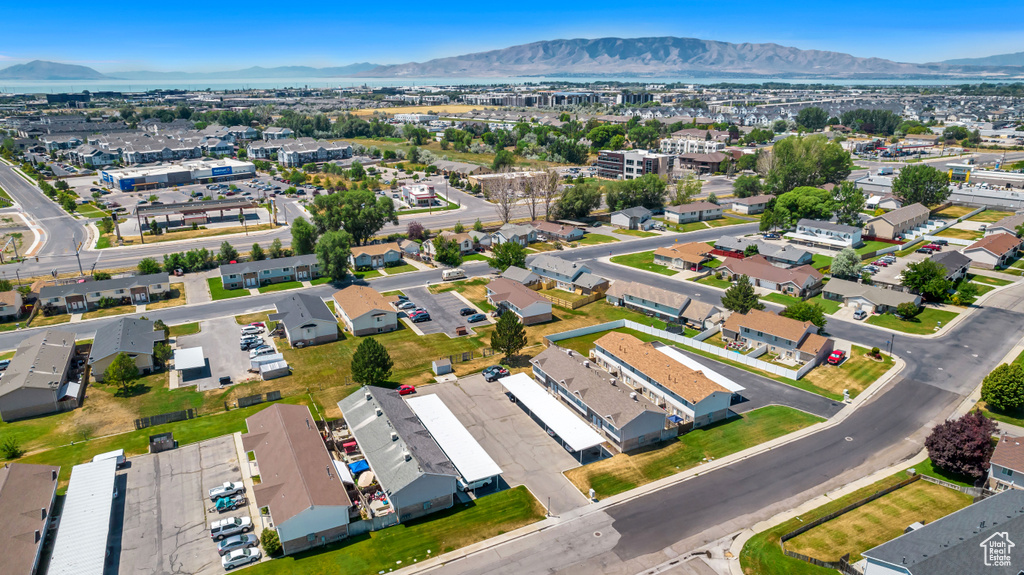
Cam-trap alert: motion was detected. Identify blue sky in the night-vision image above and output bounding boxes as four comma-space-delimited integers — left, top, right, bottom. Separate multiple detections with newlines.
3, 0, 1024, 71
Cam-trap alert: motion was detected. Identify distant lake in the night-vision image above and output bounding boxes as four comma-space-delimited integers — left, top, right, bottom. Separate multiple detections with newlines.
1, 75, 1020, 93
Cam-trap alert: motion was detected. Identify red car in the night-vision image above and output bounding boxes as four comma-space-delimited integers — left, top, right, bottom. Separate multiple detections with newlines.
872, 260, 888, 267
398, 384, 416, 396
924, 244, 942, 251
827, 350, 846, 365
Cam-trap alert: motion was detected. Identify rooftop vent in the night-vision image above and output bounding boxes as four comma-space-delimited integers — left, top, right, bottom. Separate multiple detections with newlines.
375, 407, 383, 417
391, 431, 399, 441
402, 451, 411, 461
365, 391, 373, 401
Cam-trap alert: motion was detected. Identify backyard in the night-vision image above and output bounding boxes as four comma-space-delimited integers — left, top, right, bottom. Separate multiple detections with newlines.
759, 293, 842, 314
609, 251, 677, 276
935, 227, 984, 241
866, 307, 960, 335
800, 346, 894, 398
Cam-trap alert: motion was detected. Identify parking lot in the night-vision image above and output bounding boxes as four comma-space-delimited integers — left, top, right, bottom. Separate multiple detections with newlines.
868, 249, 934, 285
421, 374, 590, 515
113, 435, 253, 575
176, 317, 273, 391
400, 286, 492, 337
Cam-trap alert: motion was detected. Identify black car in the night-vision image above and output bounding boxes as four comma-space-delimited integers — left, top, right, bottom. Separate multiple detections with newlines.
915, 248, 933, 254
412, 313, 431, 323
459, 307, 475, 316
932, 239, 949, 246
219, 376, 232, 386
482, 365, 510, 382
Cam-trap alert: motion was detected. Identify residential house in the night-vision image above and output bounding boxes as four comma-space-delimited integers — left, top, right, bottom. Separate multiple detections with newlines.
663, 202, 723, 224
490, 223, 536, 246
929, 250, 972, 282
349, 242, 403, 269
0, 330, 77, 421
485, 278, 553, 325
785, 219, 864, 248
529, 255, 608, 294
500, 266, 541, 287
39, 273, 169, 314
0, 290, 23, 320
717, 256, 823, 297
88, 318, 165, 381
713, 236, 814, 267
821, 278, 922, 314
433, 231, 475, 255
398, 239, 421, 258
605, 281, 691, 324
338, 387, 459, 523
219, 254, 320, 290
530, 221, 585, 242
653, 242, 715, 271
227, 125, 259, 141
242, 404, 352, 555
725, 194, 774, 215
0, 463, 60, 575
681, 300, 724, 330
468, 230, 492, 248
332, 286, 399, 336
862, 490, 1024, 575
987, 435, 1024, 491
985, 213, 1024, 236
610, 206, 655, 230
268, 293, 339, 347
963, 233, 1023, 269
531, 346, 669, 452
864, 192, 902, 211
721, 309, 834, 364
862, 202, 930, 240
592, 332, 739, 428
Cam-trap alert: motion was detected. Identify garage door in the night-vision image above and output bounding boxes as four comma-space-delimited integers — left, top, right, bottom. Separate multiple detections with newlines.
760, 280, 777, 290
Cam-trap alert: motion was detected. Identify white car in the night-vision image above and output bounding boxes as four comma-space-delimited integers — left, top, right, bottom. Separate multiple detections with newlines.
209, 481, 246, 501
249, 346, 274, 359
210, 516, 253, 540
398, 301, 417, 310
218, 533, 259, 556
222, 548, 261, 570
240, 326, 263, 336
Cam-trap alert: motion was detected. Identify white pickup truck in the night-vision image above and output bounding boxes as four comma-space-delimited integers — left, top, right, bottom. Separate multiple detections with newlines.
208, 481, 246, 501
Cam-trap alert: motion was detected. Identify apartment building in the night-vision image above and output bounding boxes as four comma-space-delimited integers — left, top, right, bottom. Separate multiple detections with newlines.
597, 150, 675, 180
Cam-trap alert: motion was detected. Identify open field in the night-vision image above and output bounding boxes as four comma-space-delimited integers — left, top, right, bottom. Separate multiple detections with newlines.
933, 205, 976, 218
935, 227, 984, 241
967, 209, 1015, 223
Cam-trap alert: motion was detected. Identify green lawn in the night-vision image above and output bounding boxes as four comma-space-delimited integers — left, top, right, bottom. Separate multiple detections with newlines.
258, 280, 303, 293
866, 308, 960, 335
208, 277, 250, 300
801, 346, 894, 398
655, 218, 709, 233
609, 251, 677, 276
575, 233, 620, 245
75, 204, 109, 218
462, 253, 489, 262
247, 486, 544, 575
354, 269, 382, 280
0, 314, 29, 332
565, 407, 823, 498
760, 294, 841, 315
693, 275, 733, 289
168, 322, 200, 337
856, 240, 899, 256
613, 228, 659, 238
935, 227, 984, 241
95, 236, 111, 249
0, 185, 10, 201
706, 216, 749, 228
810, 254, 833, 270
311, 276, 334, 286
968, 273, 1012, 287
968, 209, 1015, 223
384, 263, 418, 275
539, 289, 593, 304
895, 240, 925, 257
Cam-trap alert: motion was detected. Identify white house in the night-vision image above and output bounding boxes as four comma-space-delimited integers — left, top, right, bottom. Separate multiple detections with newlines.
332, 286, 399, 336
785, 219, 864, 248
268, 293, 339, 347
610, 206, 654, 230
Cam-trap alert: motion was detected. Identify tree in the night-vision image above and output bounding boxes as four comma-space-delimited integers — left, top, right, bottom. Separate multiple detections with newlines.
137, 257, 161, 275
489, 171, 518, 224
492, 149, 515, 171
553, 182, 602, 220
605, 174, 668, 211
769, 186, 836, 228
762, 135, 853, 194
453, 221, 465, 234
407, 221, 425, 241
892, 164, 950, 206
154, 319, 170, 339
924, 410, 997, 479
315, 230, 352, 279
796, 106, 829, 131
982, 363, 1024, 412
432, 235, 463, 267
833, 181, 866, 226
250, 243, 266, 261
290, 216, 318, 255
491, 312, 527, 360
260, 528, 282, 557
218, 241, 238, 264
707, 192, 718, 204
830, 248, 862, 278
732, 175, 763, 198
901, 259, 952, 300
896, 302, 921, 318
0, 279, 11, 292
269, 237, 284, 259
539, 170, 561, 221
781, 301, 827, 332
351, 337, 394, 386
951, 281, 979, 306
154, 342, 173, 367
309, 189, 397, 246
721, 275, 765, 314
104, 352, 140, 397
349, 161, 365, 180
93, 272, 112, 281
672, 173, 702, 205
490, 241, 527, 272
743, 243, 759, 256
473, 219, 484, 232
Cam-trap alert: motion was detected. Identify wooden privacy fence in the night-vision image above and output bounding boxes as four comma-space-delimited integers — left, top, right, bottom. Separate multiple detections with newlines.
540, 291, 602, 309
233, 390, 283, 410
135, 408, 195, 430
444, 348, 494, 364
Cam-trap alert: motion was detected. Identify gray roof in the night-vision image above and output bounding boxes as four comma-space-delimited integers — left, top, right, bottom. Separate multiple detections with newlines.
681, 300, 722, 323
875, 202, 930, 226
39, 273, 169, 299
220, 254, 318, 277
268, 293, 336, 332
797, 219, 861, 234
573, 272, 608, 290
0, 330, 75, 398
615, 206, 653, 219
930, 250, 972, 278
531, 346, 664, 427
606, 280, 689, 312
714, 236, 811, 263
863, 489, 1024, 575
338, 387, 457, 495
822, 278, 919, 308
988, 213, 1024, 232
530, 255, 589, 280
494, 223, 534, 239
88, 318, 163, 364
500, 266, 540, 285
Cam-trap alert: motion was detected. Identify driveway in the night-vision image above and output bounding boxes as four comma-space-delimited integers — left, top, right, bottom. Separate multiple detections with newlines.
113, 436, 248, 575
177, 317, 266, 391
401, 286, 489, 337
422, 374, 590, 515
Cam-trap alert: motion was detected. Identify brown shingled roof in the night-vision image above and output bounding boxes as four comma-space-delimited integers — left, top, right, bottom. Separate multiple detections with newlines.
653, 242, 714, 264
487, 277, 548, 309
594, 331, 728, 404
0, 290, 19, 307
350, 241, 402, 257
332, 285, 398, 320
723, 309, 814, 343
965, 233, 1023, 257
992, 435, 1024, 473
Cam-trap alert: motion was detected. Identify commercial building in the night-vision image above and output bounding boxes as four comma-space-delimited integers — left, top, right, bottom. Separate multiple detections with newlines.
39, 273, 170, 314
862, 202, 931, 240
242, 404, 353, 555
88, 318, 165, 381
486, 278, 553, 325
597, 150, 675, 180
332, 285, 400, 336
47, 459, 118, 575
721, 309, 834, 365
269, 293, 339, 348
676, 152, 730, 174
0, 329, 77, 421
401, 184, 436, 207
659, 138, 725, 155
0, 463, 60, 575
100, 158, 255, 191
785, 219, 864, 248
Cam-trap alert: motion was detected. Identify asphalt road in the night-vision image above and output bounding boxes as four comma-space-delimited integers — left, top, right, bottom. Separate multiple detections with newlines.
0, 159, 89, 261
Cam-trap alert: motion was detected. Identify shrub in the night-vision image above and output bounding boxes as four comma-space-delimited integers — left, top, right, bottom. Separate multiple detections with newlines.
260, 528, 282, 556
871, 346, 881, 357
0, 437, 24, 459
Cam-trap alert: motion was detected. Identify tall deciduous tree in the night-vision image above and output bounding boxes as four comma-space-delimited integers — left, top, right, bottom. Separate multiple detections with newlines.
490, 241, 527, 271
269, 238, 284, 259
762, 135, 853, 194
315, 230, 352, 279
901, 259, 952, 300
309, 189, 397, 246
432, 235, 463, 267
832, 181, 866, 226
720, 275, 765, 314
553, 182, 602, 220
351, 337, 393, 386
250, 243, 266, 261
924, 410, 997, 479
290, 216, 318, 255
830, 248, 862, 279
732, 174, 763, 198
540, 170, 561, 221
491, 312, 527, 360
218, 241, 238, 264
766, 186, 836, 229
104, 352, 140, 397
892, 164, 950, 206
672, 173, 702, 205
982, 363, 1024, 412
137, 257, 162, 275
781, 301, 827, 332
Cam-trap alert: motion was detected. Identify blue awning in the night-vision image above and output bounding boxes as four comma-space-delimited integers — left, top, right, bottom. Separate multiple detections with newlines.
668, 415, 685, 424
348, 460, 370, 475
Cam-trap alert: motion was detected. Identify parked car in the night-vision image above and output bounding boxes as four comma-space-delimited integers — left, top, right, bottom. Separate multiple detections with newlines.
209, 481, 246, 501
248, 322, 266, 328
398, 301, 417, 310
827, 350, 847, 365
762, 233, 781, 240
915, 248, 934, 254
210, 516, 253, 540
932, 239, 949, 246
249, 346, 275, 359
467, 313, 486, 323
872, 260, 888, 267
222, 548, 261, 570
0, 359, 10, 371
219, 376, 232, 386
853, 310, 868, 320
212, 494, 247, 513
459, 307, 475, 316
240, 325, 263, 336
482, 365, 510, 382
218, 534, 259, 556
411, 312, 431, 323
924, 244, 942, 251
398, 384, 416, 396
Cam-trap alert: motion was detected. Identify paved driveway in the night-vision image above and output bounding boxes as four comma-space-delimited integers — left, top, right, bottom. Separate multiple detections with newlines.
422, 374, 589, 515
113, 436, 248, 575
177, 317, 266, 391
401, 286, 488, 337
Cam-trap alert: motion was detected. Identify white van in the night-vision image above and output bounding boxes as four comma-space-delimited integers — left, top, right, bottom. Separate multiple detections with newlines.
442, 268, 466, 281
93, 449, 126, 468
240, 325, 262, 336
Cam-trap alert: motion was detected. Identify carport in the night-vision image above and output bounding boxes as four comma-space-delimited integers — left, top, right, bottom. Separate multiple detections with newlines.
173, 346, 206, 377
407, 394, 503, 492
499, 373, 605, 463
48, 458, 118, 575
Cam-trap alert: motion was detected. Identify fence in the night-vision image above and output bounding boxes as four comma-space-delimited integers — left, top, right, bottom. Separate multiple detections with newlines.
233, 390, 282, 409
539, 290, 603, 310
545, 319, 813, 380
443, 348, 494, 364
135, 408, 195, 430
919, 474, 993, 499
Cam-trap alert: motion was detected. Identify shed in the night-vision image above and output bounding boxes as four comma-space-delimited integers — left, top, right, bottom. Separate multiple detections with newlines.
432, 358, 452, 375
259, 361, 290, 380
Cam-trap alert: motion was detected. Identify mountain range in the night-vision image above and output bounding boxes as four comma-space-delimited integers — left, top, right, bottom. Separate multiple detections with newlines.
4, 38, 1024, 81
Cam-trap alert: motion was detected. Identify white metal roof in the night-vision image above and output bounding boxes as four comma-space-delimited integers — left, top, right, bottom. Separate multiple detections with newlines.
499, 372, 605, 452
48, 458, 118, 575
406, 394, 502, 484
173, 346, 205, 370
651, 343, 746, 393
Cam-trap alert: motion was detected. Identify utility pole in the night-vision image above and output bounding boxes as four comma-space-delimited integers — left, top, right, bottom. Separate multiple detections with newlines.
72, 240, 83, 276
